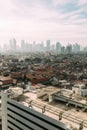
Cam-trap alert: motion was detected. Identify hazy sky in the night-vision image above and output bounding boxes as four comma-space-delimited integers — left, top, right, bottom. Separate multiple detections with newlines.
0, 0, 87, 46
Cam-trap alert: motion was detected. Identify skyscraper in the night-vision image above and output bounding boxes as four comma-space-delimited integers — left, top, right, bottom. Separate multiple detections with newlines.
56, 42, 61, 54
32, 41, 36, 51
13, 38, 16, 51
21, 40, 25, 52
9, 38, 16, 52
46, 40, 50, 51
61, 46, 65, 54
40, 41, 44, 51
66, 44, 72, 54
73, 43, 80, 53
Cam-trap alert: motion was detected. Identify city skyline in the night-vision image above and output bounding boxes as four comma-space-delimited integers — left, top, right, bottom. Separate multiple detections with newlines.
0, 0, 87, 46
2, 38, 87, 53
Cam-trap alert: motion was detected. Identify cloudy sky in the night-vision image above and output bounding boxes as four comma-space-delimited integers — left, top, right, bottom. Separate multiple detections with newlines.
0, 0, 87, 46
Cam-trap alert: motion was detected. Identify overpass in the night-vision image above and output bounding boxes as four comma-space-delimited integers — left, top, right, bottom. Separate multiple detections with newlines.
53, 93, 87, 111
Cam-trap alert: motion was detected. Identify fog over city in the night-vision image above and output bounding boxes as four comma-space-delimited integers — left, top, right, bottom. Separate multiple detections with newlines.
0, 1, 87, 130
0, 0, 87, 47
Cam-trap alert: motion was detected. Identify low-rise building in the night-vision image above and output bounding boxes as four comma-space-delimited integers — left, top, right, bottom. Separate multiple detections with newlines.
0, 76, 13, 90
72, 83, 87, 96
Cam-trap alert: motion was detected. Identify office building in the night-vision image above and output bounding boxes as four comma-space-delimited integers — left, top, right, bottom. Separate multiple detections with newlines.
46, 40, 51, 51
66, 44, 72, 54
21, 40, 26, 52
56, 42, 61, 54
1, 92, 69, 130
61, 46, 65, 54
10, 38, 17, 52
73, 43, 80, 53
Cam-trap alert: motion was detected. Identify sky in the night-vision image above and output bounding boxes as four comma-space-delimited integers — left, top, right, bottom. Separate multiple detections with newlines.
0, 0, 87, 46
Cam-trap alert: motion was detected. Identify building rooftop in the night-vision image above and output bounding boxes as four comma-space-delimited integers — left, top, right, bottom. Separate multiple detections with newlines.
0, 76, 12, 81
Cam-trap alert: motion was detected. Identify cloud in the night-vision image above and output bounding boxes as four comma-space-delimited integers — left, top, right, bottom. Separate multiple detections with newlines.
52, 0, 69, 6
0, 0, 87, 46
78, 0, 87, 5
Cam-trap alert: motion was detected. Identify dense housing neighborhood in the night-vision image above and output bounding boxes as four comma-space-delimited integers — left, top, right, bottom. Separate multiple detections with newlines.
0, 52, 87, 130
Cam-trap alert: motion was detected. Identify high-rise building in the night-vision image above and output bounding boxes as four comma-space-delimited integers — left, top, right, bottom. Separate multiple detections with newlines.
73, 43, 80, 53
84, 46, 87, 52
28, 43, 32, 52
46, 40, 50, 51
13, 38, 16, 51
51, 44, 55, 51
56, 42, 61, 54
2, 92, 68, 130
35, 43, 41, 51
21, 40, 25, 52
32, 41, 36, 51
9, 39, 12, 50
9, 38, 17, 52
25, 42, 30, 52
61, 46, 65, 54
66, 44, 72, 54
40, 41, 44, 51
